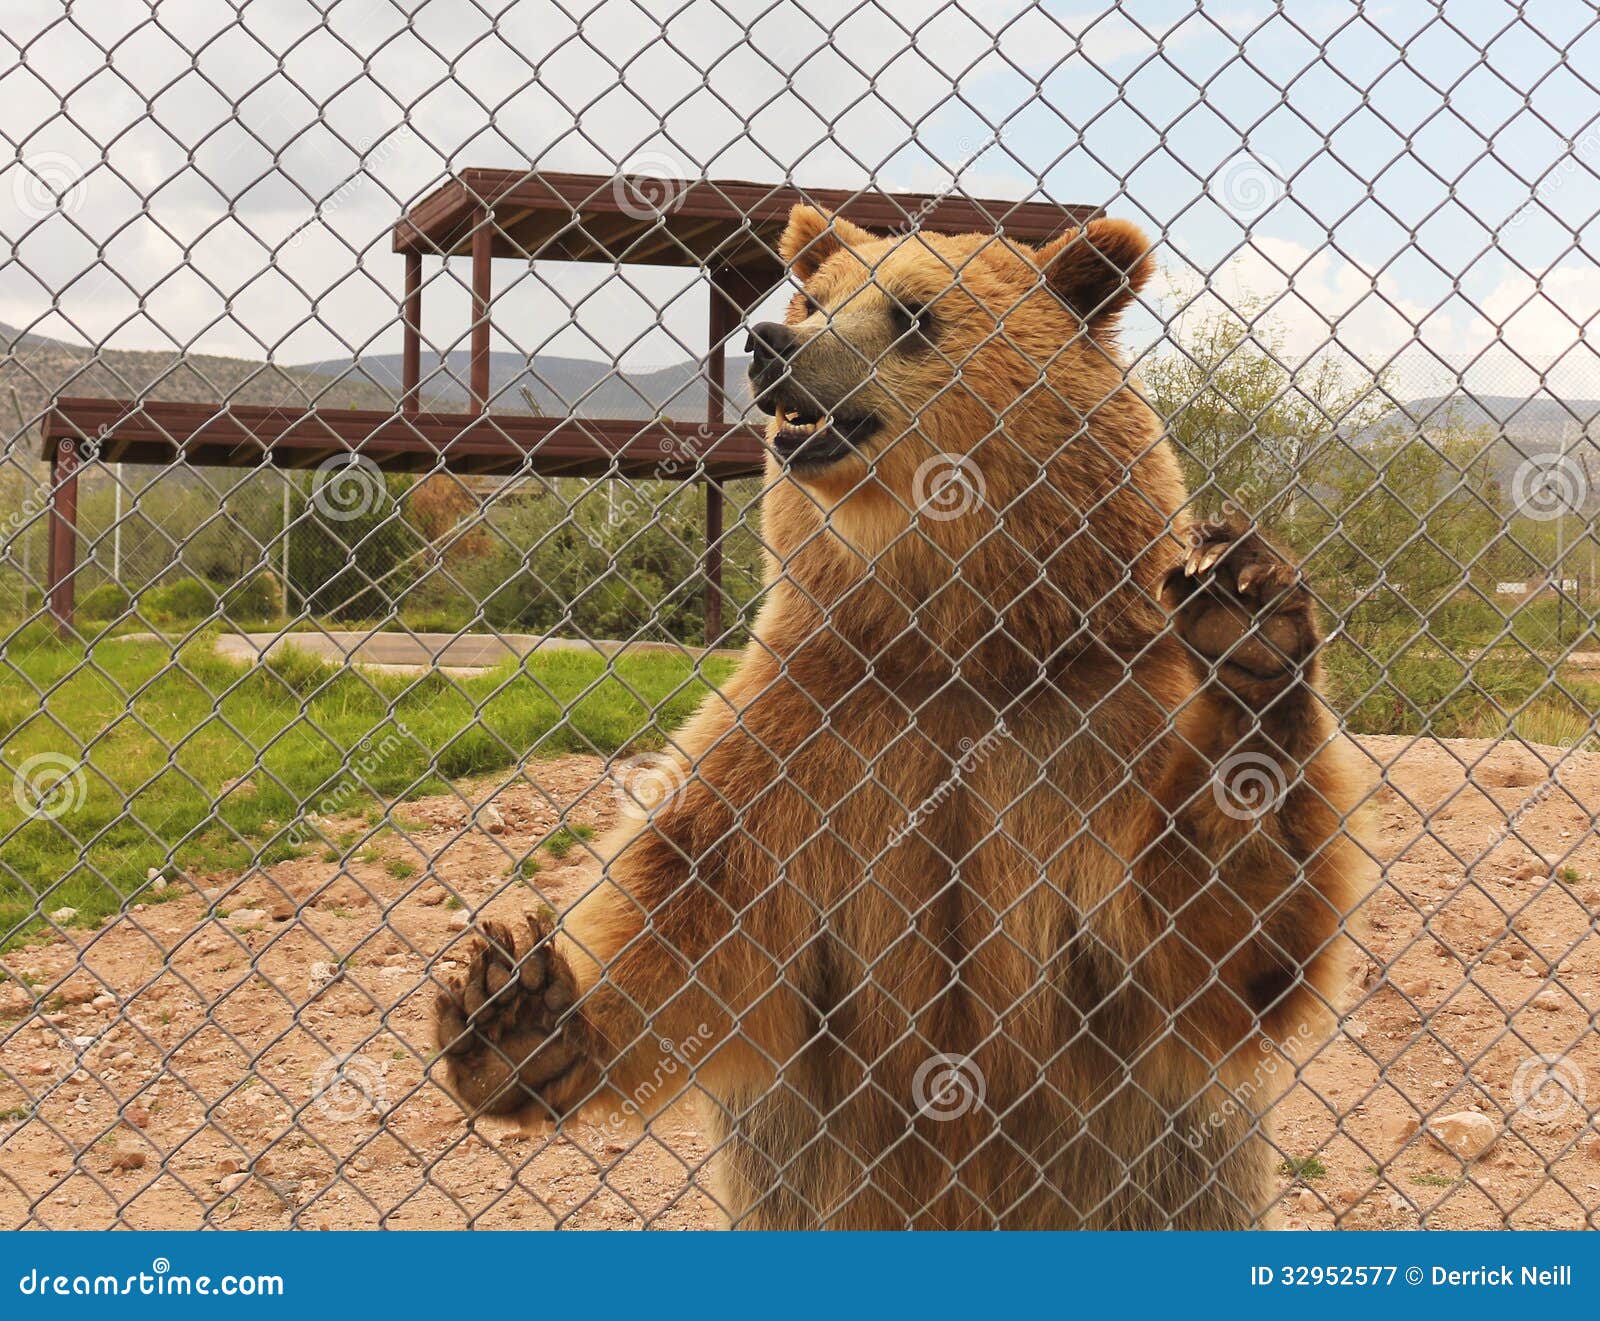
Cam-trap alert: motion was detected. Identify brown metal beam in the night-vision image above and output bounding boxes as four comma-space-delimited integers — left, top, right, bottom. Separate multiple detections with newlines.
703, 263, 760, 644
402, 248, 422, 414
395, 169, 1099, 261
41, 399, 767, 481
47, 438, 80, 635
470, 207, 492, 413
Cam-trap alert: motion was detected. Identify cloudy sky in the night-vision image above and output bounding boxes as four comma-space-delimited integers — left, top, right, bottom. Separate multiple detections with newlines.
2, 0, 1597, 403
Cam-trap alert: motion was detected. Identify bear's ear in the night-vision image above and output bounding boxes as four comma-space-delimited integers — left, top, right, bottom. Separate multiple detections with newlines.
1034, 217, 1154, 327
779, 205, 875, 281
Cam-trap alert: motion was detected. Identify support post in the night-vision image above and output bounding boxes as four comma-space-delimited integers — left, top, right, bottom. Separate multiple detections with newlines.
402, 247, 422, 414
47, 438, 80, 635
470, 208, 492, 414
703, 265, 744, 644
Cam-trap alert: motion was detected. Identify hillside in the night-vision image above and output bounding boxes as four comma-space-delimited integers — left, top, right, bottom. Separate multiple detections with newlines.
0, 323, 405, 441
294, 348, 753, 420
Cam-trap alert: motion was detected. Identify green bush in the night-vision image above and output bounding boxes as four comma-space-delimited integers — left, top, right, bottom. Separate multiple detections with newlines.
78, 583, 131, 620
141, 576, 217, 623
220, 571, 284, 622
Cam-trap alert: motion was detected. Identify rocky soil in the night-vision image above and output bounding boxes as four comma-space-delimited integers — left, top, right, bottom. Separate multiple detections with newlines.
2, 736, 1598, 1230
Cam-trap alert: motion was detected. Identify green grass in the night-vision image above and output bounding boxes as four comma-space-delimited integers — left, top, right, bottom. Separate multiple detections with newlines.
0, 632, 733, 945
543, 823, 595, 859
1411, 1171, 1457, 1188
1279, 1155, 1328, 1183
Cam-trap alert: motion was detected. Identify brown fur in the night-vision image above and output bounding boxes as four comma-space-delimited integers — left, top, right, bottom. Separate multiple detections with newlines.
435, 208, 1372, 1229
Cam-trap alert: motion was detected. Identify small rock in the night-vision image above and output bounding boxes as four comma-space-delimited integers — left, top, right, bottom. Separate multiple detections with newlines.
109, 1150, 146, 1171
1296, 1188, 1318, 1211
447, 911, 469, 931
1381, 1114, 1419, 1155
49, 907, 77, 923
27, 1060, 53, 1076
218, 1172, 248, 1195
482, 805, 506, 834
1345, 1020, 1368, 1041
1533, 988, 1564, 1012
270, 900, 295, 922
417, 886, 446, 907
224, 909, 267, 929
150, 877, 167, 893
1585, 1137, 1600, 1163
91, 993, 116, 1010
307, 962, 340, 994
216, 1156, 243, 1175
71, 1035, 94, 1048
1426, 1111, 1498, 1161
125, 1104, 151, 1128
1399, 979, 1430, 998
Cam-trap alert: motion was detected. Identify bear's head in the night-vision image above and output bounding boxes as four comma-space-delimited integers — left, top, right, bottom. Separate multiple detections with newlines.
747, 206, 1189, 683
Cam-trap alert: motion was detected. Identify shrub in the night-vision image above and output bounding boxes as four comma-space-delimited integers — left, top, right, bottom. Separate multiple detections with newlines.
78, 583, 130, 620
142, 576, 216, 623
220, 571, 284, 622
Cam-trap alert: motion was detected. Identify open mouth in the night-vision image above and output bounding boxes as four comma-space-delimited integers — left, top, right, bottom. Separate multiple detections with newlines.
770, 405, 880, 468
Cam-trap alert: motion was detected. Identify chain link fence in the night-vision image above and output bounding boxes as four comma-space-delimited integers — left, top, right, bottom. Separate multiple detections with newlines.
2, 1, 1599, 1229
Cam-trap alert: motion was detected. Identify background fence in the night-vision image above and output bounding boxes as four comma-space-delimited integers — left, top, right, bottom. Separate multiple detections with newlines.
1, 0, 1599, 1229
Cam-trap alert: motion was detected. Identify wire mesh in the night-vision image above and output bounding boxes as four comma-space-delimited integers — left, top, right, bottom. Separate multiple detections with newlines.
1, 0, 1598, 1230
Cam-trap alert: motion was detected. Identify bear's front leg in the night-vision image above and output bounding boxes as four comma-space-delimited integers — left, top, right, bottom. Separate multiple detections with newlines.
432, 911, 600, 1120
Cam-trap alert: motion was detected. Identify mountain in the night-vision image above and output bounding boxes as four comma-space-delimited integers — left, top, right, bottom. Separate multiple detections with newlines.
293, 349, 755, 420
1389, 394, 1600, 443
1364, 393, 1600, 503
0, 321, 405, 446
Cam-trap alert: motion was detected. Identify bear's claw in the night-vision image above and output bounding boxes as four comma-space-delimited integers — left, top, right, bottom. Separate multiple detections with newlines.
433, 910, 596, 1120
1161, 514, 1319, 695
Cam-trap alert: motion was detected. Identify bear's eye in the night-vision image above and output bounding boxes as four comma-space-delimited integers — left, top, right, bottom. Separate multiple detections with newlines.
800, 292, 824, 318
889, 298, 935, 344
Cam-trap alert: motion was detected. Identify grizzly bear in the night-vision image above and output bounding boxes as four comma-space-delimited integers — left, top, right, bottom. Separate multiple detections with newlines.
434, 205, 1370, 1229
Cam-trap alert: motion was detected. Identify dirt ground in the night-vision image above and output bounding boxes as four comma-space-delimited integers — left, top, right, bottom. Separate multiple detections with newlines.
2, 735, 1598, 1230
